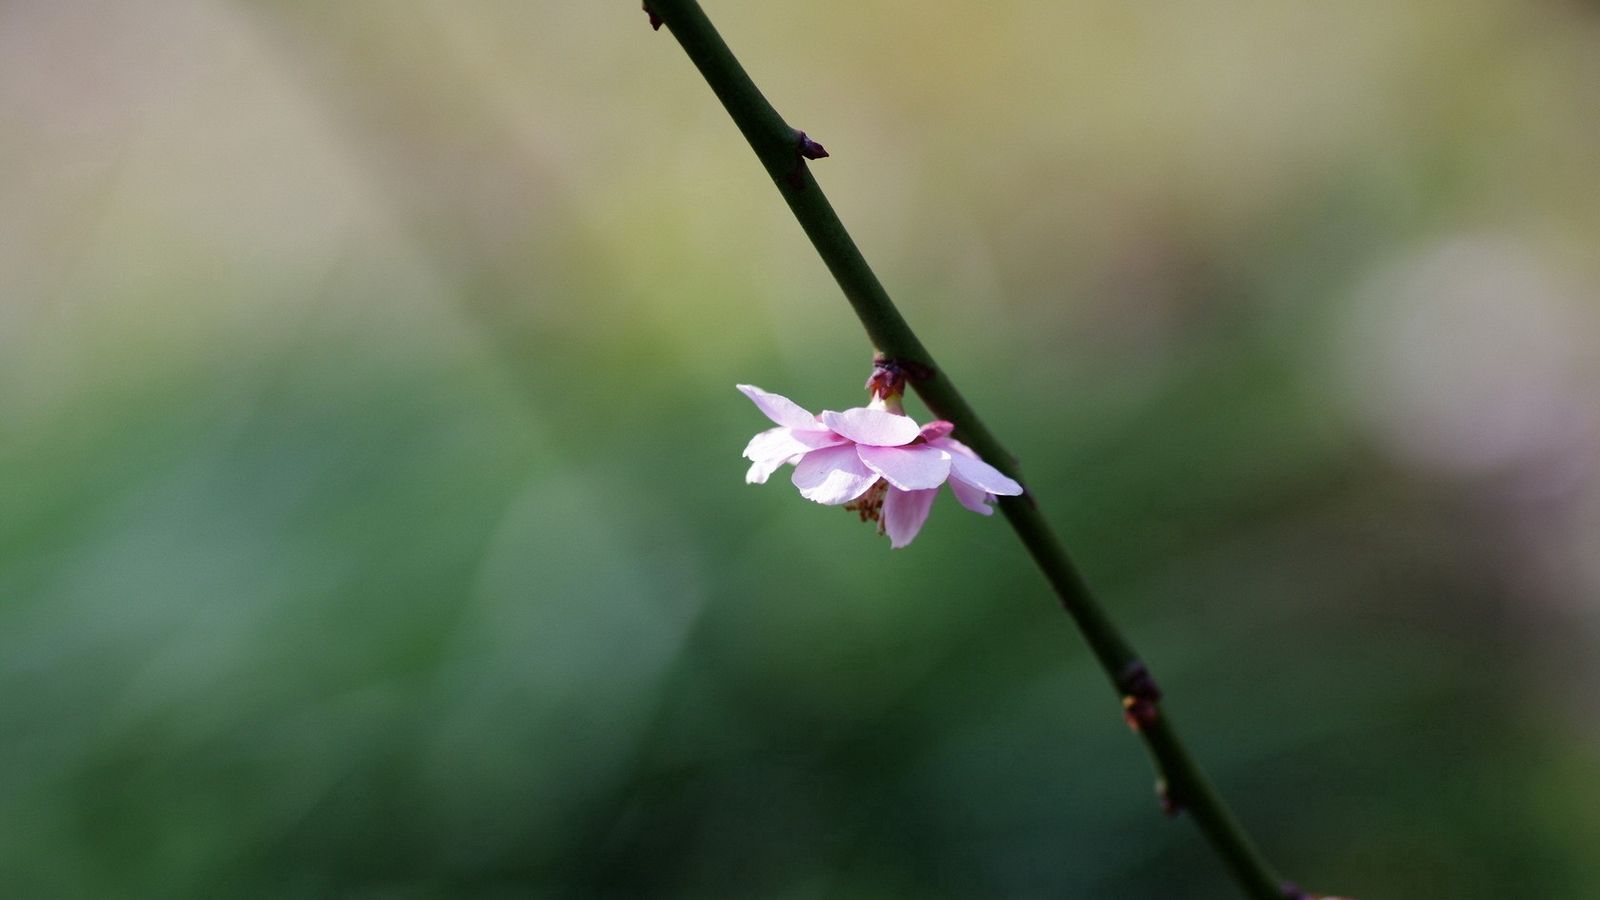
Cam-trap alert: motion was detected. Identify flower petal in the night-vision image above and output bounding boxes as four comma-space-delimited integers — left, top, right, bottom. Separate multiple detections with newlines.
746, 454, 798, 485
737, 384, 820, 431
919, 420, 955, 442
882, 487, 939, 548
948, 477, 995, 515
931, 435, 975, 458
820, 407, 920, 447
743, 426, 845, 462
936, 438, 1024, 495
857, 443, 951, 491
791, 444, 880, 505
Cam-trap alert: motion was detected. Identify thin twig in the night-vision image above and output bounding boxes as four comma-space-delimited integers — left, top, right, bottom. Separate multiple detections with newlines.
642, 2, 1293, 897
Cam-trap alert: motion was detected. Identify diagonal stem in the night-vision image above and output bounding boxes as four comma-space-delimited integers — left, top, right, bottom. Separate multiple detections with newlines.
643, 2, 1291, 897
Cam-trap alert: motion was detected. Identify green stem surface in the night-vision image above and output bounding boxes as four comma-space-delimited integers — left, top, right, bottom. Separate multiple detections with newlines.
646, 2, 1288, 897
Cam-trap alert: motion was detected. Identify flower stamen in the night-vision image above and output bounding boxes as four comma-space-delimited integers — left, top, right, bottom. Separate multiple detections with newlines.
843, 480, 888, 524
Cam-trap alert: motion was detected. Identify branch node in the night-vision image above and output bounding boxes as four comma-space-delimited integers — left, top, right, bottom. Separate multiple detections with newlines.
642, 3, 663, 30
1115, 660, 1164, 702
868, 354, 936, 397
1117, 660, 1164, 731
796, 130, 829, 160
1122, 695, 1159, 731
785, 130, 829, 188
1156, 778, 1183, 817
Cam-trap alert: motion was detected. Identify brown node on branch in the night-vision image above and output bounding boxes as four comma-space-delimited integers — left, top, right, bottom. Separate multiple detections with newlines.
643, 3, 663, 30
785, 131, 829, 188
797, 131, 829, 159
1117, 660, 1163, 731
1122, 695, 1160, 732
1156, 778, 1183, 817
1115, 660, 1164, 703
870, 353, 935, 384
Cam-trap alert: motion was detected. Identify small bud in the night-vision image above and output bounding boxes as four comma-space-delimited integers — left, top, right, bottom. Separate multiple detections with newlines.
1156, 779, 1182, 817
643, 3, 663, 30
1116, 660, 1163, 731
796, 131, 829, 160
1122, 695, 1160, 731
1116, 661, 1164, 704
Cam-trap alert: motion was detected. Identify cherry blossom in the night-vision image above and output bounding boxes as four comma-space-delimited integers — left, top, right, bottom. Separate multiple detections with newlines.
738, 384, 1023, 547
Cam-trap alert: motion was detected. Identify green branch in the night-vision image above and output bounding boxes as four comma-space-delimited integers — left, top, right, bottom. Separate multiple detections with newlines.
643, 2, 1296, 897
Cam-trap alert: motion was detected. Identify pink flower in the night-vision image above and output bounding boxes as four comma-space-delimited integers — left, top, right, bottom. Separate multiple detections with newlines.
738, 384, 1024, 548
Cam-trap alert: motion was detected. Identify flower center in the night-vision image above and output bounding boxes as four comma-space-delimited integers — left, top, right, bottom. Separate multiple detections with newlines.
843, 480, 888, 525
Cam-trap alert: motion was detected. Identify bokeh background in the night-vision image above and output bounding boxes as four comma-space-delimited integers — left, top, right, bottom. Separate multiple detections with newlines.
5, 2, 1600, 897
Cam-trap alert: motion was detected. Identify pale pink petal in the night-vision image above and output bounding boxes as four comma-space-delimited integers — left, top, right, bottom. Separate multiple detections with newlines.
856, 444, 952, 491
948, 477, 995, 515
743, 426, 846, 462
745, 454, 798, 485
882, 487, 939, 548
946, 450, 1024, 496
820, 407, 920, 447
931, 435, 977, 458
743, 426, 800, 462
919, 420, 955, 442
737, 384, 820, 431
791, 444, 880, 505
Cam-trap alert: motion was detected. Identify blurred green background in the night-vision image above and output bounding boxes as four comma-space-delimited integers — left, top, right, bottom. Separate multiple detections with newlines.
4, 2, 1600, 897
